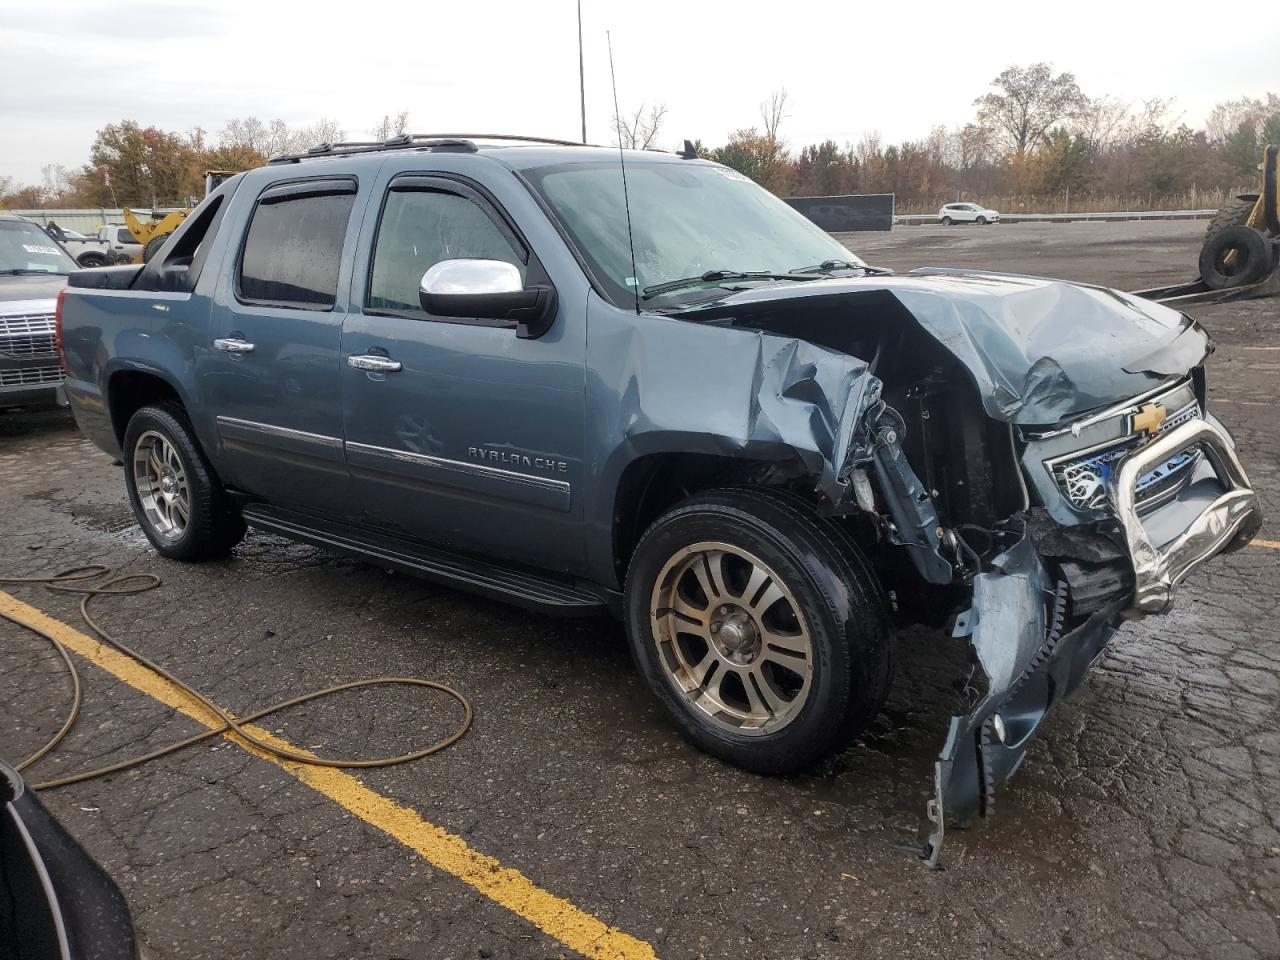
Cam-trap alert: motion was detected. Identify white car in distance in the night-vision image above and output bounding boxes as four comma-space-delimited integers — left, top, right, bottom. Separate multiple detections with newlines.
939, 202, 1000, 225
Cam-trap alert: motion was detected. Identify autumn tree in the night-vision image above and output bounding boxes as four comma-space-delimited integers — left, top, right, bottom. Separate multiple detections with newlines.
1036, 128, 1093, 194
974, 63, 1089, 158
82, 121, 202, 207
791, 140, 848, 196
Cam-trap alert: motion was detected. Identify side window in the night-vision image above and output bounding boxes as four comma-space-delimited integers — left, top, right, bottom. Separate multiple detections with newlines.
238, 183, 356, 310
117, 228, 133, 244
367, 188, 526, 315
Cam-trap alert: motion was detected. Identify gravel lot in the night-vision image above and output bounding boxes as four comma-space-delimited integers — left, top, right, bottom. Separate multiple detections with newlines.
2, 219, 1278, 960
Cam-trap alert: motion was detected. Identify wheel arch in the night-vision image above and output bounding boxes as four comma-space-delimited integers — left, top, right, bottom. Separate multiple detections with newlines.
105, 363, 190, 447
600, 437, 830, 589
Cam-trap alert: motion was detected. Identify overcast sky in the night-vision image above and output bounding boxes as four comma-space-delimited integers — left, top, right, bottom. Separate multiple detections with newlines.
2, 0, 1278, 185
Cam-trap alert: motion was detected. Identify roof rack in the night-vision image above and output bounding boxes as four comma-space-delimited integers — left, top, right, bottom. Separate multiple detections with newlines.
268, 133, 594, 164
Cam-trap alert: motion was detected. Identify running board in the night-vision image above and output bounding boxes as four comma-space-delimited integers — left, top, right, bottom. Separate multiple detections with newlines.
240, 505, 613, 616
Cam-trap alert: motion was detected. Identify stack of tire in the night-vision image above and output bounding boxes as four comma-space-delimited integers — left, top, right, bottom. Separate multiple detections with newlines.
1199, 196, 1274, 290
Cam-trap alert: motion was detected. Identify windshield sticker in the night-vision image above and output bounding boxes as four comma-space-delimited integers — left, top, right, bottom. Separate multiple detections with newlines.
711, 168, 752, 182
22, 243, 61, 256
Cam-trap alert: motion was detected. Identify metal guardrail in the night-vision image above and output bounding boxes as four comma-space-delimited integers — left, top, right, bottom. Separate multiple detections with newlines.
893, 209, 1217, 225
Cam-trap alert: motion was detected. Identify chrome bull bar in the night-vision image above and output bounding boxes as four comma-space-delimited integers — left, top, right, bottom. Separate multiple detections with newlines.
1110, 418, 1261, 616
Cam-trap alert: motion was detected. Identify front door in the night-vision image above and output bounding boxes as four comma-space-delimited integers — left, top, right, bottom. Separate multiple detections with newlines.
201, 177, 361, 517
339, 172, 586, 574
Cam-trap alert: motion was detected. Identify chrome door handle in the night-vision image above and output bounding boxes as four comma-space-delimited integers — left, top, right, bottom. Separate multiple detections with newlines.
213, 337, 255, 353
348, 355, 402, 373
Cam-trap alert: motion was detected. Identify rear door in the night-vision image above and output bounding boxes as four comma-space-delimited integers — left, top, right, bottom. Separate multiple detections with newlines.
201, 177, 362, 517
339, 169, 587, 574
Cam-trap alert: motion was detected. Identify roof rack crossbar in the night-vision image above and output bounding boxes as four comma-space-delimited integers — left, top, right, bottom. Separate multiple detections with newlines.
268, 133, 593, 164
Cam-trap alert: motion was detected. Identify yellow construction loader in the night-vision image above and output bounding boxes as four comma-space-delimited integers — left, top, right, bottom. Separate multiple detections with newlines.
1138, 145, 1280, 305
121, 170, 237, 263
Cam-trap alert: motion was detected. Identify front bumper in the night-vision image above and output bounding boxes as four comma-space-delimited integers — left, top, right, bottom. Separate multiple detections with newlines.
0, 382, 60, 409
923, 415, 1262, 867
1112, 417, 1261, 614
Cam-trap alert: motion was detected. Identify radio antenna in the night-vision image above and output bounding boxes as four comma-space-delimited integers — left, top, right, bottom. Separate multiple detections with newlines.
577, 0, 587, 143
607, 30, 641, 314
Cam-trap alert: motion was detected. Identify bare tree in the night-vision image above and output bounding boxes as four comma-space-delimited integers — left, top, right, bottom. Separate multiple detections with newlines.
974, 63, 1090, 157
1206, 93, 1280, 142
952, 123, 995, 169
1077, 95, 1133, 154
302, 117, 347, 147
761, 88, 789, 145
372, 112, 410, 142
611, 102, 668, 150
218, 117, 346, 158
852, 131, 882, 167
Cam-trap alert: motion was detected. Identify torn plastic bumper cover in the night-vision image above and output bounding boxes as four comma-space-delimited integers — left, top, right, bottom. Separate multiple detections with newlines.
923, 416, 1262, 867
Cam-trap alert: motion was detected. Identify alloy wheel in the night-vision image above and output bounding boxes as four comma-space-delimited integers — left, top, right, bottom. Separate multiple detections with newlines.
649, 541, 814, 735
132, 430, 190, 542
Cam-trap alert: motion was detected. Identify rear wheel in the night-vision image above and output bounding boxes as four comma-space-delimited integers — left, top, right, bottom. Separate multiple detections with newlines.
77, 252, 107, 268
624, 486, 891, 774
123, 402, 245, 560
941, 216, 952, 226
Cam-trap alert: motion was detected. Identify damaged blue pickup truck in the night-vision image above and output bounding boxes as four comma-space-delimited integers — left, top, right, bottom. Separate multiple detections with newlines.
57, 136, 1263, 862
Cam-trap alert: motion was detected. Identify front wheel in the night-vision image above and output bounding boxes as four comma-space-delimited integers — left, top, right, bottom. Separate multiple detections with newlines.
975, 215, 987, 225
123, 403, 246, 560
624, 487, 891, 774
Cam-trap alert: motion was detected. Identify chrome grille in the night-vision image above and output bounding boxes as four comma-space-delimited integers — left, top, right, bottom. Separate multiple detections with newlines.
0, 313, 57, 359
0, 365, 64, 387
1053, 402, 1203, 510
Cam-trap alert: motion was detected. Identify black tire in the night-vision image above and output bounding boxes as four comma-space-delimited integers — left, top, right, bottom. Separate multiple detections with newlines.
1198, 225, 1272, 290
941, 216, 952, 226
77, 253, 107, 268
122, 402, 246, 560
142, 233, 171, 264
1204, 195, 1258, 246
975, 215, 987, 225
624, 486, 891, 774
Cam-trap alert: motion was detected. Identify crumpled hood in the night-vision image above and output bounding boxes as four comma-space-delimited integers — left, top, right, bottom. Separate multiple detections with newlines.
676, 268, 1210, 426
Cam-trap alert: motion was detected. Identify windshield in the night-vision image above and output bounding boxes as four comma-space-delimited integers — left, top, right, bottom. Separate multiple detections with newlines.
0, 220, 76, 275
522, 159, 865, 307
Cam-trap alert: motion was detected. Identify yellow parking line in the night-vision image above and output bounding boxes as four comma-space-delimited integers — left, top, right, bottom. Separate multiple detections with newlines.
1253, 539, 1280, 550
0, 591, 657, 960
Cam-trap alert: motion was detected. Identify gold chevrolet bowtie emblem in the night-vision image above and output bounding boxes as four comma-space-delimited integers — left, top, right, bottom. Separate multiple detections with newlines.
1133, 402, 1168, 434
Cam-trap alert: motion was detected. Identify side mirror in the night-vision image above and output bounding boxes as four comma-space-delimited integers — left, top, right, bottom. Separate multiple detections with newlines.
419, 259, 557, 339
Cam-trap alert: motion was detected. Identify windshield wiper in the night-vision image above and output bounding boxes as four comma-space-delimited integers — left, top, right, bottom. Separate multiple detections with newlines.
789, 259, 866, 275
641, 269, 815, 300
0, 268, 62, 276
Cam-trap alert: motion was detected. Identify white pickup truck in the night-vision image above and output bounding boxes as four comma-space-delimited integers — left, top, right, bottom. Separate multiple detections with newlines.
39, 221, 114, 267
94, 223, 144, 263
